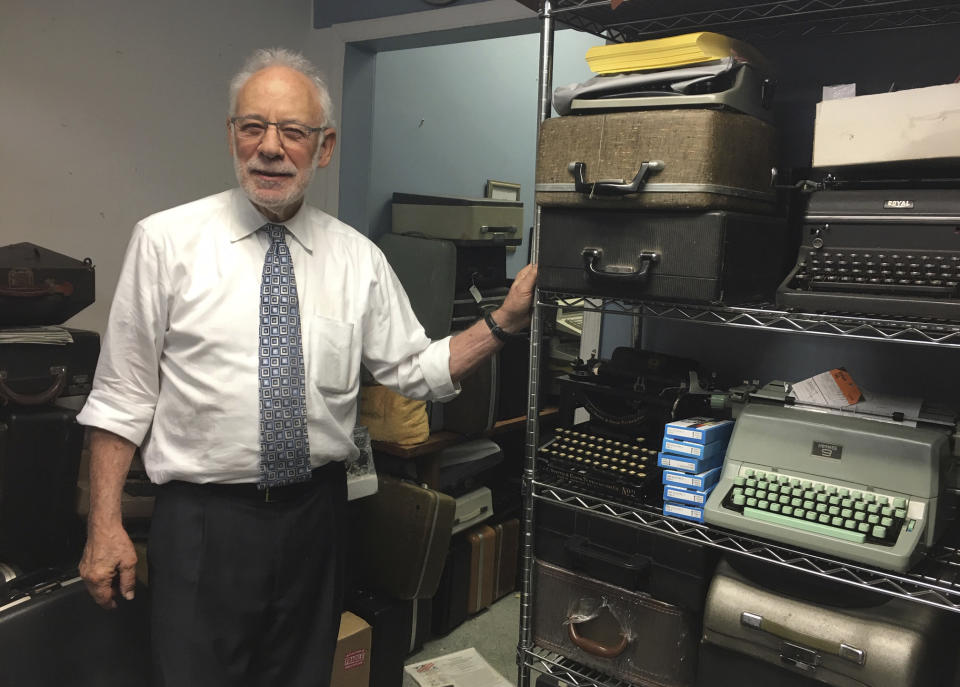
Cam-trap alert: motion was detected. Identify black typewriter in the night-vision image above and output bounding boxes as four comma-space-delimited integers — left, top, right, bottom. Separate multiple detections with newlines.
540, 348, 716, 505
538, 425, 657, 503
776, 188, 960, 321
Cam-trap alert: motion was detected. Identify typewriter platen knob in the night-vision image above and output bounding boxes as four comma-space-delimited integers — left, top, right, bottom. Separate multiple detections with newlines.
811, 225, 826, 249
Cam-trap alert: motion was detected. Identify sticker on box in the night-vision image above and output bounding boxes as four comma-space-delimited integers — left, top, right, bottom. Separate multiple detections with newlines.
662, 466, 721, 490
663, 501, 706, 523
664, 418, 734, 444
657, 451, 724, 474
663, 483, 715, 506
660, 437, 726, 460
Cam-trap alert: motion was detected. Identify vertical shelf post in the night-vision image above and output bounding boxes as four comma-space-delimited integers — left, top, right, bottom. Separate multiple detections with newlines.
518, 2, 555, 686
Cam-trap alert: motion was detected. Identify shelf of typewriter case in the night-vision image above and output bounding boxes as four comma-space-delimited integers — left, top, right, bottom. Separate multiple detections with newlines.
538, 291, 960, 347
519, 0, 960, 41
531, 479, 960, 614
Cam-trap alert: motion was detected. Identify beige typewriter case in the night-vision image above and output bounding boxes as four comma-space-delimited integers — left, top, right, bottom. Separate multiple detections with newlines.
391, 192, 523, 245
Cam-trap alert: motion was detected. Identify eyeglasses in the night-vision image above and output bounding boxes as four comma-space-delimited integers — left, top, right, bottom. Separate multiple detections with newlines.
230, 115, 326, 147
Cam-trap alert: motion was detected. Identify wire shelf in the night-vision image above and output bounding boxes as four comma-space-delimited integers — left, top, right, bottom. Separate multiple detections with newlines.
532, 478, 960, 613
543, 0, 960, 41
524, 646, 638, 687
538, 291, 960, 348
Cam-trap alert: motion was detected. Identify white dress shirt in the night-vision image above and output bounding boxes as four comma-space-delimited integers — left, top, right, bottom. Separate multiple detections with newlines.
77, 188, 458, 484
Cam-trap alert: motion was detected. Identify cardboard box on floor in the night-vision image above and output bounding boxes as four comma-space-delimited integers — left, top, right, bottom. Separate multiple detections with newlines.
331, 612, 371, 687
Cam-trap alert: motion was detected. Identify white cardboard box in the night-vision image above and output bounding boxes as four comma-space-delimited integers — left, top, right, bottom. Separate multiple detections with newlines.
812, 82, 960, 167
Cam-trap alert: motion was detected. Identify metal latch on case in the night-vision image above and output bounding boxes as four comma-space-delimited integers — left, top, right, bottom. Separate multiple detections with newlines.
741, 610, 866, 669
780, 641, 822, 672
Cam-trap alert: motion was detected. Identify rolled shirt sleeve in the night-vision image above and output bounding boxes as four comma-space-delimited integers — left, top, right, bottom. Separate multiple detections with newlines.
76, 223, 167, 446
360, 250, 459, 402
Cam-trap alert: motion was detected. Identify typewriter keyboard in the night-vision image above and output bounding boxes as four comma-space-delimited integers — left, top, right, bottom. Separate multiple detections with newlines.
720, 467, 912, 547
792, 250, 960, 298
545, 427, 655, 483
539, 426, 659, 502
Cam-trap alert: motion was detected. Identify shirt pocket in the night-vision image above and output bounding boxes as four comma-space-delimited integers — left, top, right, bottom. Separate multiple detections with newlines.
307, 315, 356, 393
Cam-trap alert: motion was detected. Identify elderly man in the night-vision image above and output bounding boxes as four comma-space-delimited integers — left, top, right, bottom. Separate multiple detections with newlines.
77, 47, 536, 687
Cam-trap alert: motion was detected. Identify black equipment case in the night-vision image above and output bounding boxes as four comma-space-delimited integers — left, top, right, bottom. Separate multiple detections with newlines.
0, 568, 151, 686
0, 329, 100, 405
345, 587, 430, 687
0, 405, 85, 569
432, 531, 472, 636
535, 500, 718, 612
0, 243, 95, 326
538, 207, 785, 305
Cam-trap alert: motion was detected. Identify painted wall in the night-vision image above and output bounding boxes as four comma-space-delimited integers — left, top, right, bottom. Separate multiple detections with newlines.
313, 0, 491, 28
1, 0, 344, 333
365, 29, 605, 275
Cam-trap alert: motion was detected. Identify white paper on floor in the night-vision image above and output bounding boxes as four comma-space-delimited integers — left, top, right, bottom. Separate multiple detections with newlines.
404, 647, 512, 687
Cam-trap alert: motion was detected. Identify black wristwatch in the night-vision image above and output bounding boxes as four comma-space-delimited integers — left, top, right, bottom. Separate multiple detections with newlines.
483, 310, 524, 343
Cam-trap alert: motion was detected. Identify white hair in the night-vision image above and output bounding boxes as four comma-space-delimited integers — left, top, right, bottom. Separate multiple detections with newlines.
229, 47, 336, 128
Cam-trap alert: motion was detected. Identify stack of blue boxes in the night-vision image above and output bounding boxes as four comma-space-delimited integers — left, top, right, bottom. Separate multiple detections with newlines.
658, 417, 735, 523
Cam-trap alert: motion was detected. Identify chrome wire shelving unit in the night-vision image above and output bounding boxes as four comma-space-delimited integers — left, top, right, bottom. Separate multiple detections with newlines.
516, 2, 960, 685
523, 646, 641, 687
533, 479, 960, 612
540, 0, 960, 41
539, 291, 960, 347
517, 480, 960, 687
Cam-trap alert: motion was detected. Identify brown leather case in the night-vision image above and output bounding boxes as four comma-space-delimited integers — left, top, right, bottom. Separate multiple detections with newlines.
493, 518, 519, 601
465, 524, 496, 614
533, 558, 698, 687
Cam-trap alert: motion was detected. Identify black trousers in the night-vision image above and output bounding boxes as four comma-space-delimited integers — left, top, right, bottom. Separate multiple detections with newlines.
148, 462, 347, 687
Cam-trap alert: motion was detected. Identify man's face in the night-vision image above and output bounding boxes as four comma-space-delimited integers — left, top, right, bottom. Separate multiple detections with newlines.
229, 66, 336, 221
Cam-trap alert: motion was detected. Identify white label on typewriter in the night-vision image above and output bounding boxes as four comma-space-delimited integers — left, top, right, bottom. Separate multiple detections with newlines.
664, 440, 700, 456
666, 488, 705, 503
666, 473, 697, 487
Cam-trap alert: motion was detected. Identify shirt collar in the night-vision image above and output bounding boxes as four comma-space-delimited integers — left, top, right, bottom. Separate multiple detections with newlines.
227, 188, 313, 252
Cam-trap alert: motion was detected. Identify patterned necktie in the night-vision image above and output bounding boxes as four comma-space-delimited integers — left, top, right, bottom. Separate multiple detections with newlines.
258, 223, 312, 489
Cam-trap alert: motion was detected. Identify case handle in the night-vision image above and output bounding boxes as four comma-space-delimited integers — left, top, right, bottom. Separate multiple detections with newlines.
582, 248, 659, 284
567, 160, 664, 196
454, 505, 489, 525
0, 366, 67, 406
741, 611, 865, 666
568, 620, 629, 658
564, 535, 650, 575
480, 225, 519, 234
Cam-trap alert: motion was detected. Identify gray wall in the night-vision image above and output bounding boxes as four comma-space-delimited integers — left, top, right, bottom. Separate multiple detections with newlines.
1, 0, 344, 334
313, 0, 491, 28
361, 29, 604, 275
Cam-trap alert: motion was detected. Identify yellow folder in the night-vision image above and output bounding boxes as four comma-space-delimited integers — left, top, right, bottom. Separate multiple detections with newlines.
585, 32, 769, 75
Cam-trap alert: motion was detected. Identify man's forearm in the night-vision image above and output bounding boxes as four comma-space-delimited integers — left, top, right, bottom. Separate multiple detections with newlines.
448, 263, 537, 383
86, 428, 137, 531
448, 314, 504, 383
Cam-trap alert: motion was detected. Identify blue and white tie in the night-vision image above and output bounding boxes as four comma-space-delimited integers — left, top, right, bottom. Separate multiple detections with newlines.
258, 223, 312, 489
